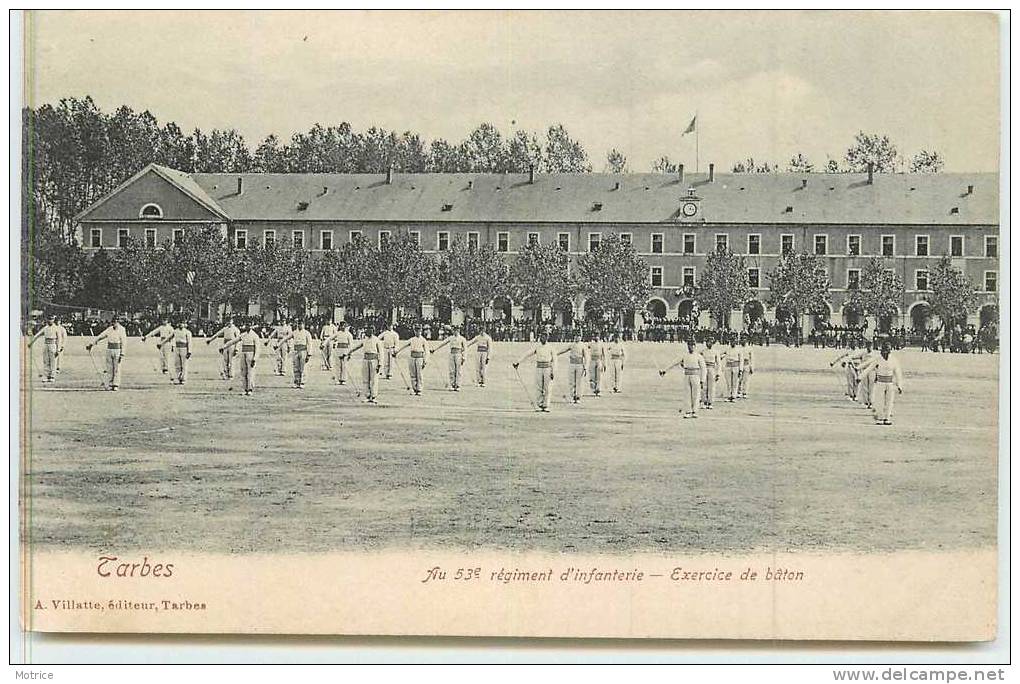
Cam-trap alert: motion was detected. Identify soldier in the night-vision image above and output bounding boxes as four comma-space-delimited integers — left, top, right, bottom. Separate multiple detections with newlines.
85, 317, 128, 391
395, 325, 430, 395
855, 340, 879, 409
54, 316, 67, 373
277, 320, 314, 388
206, 316, 241, 379
830, 343, 866, 402
700, 337, 721, 409
379, 323, 400, 379
607, 331, 626, 393
141, 317, 174, 375
432, 325, 467, 391
659, 339, 707, 418
466, 326, 494, 387
221, 321, 261, 396
513, 333, 555, 412
721, 336, 743, 402
347, 325, 383, 403
858, 343, 904, 426
264, 318, 293, 376
170, 320, 193, 385
587, 332, 607, 397
319, 318, 338, 371
322, 321, 354, 385
738, 336, 754, 399
556, 332, 588, 404
28, 315, 61, 383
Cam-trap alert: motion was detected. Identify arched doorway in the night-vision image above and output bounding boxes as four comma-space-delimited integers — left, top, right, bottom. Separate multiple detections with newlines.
492, 295, 513, 322
743, 300, 765, 328
980, 304, 999, 328
645, 297, 668, 319
435, 296, 453, 324
909, 301, 932, 332
842, 304, 863, 327
812, 303, 833, 331
677, 299, 697, 320
877, 307, 899, 333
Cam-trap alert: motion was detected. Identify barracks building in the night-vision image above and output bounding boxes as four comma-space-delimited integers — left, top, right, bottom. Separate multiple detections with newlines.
75, 163, 1000, 330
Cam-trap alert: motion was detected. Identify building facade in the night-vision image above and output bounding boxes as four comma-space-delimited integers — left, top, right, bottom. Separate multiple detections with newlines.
76, 164, 1000, 329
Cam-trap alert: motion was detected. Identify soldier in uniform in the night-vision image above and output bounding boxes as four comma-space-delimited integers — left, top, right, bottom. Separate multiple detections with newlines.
587, 332, 607, 397
858, 343, 904, 426
721, 335, 743, 402
277, 320, 314, 388
700, 337, 721, 410
319, 318, 338, 371
855, 341, 879, 409
28, 315, 61, 383
221, 321, 261, 395
379, 323, 400, 379
170, 320, 193, 385
607, 331, 626, 393
141, 317, 174, 375
206, 316, 241, 379
86, 317, 128, 391
432, 325, 467, 391
264, 318, 293, 377
659, 338, 707, 418
738, 336, 754, 399
556, 332, 588, 404
54, 316, 67, 374
322, 321, 354, 384
347, 325, 383, 403
466, 326, 494, 387
395, 325, 430, 395
513, 333, 555, 412
830, 343, 866, 402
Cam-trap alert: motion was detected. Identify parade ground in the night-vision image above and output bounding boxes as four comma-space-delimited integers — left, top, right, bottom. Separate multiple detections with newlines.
20, 339, 999, 555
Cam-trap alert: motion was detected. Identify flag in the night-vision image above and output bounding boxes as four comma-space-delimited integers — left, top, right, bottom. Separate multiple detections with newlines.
682, 116, 697, 135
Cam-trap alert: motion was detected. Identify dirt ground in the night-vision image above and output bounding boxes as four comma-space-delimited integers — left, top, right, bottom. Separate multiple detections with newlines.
20, 337, 998, 555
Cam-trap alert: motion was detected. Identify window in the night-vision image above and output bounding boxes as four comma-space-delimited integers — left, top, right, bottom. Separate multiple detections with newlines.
651, 233, 664, 254
348, 230, 362, 244
915, 270, 929, 291
320, 230, 333, 250
139, 203, 163, 220
145, 228, 157, 248
682, 266, 696, 288
497, 232, 509, 252
985, 271, 997, 292
467, 232, 479, 250
950, 235, 964, 257
847, 269, 861, 290
378, 230, 390, 247
781, 234, 795, 255
409, 231, 421, 246
881, 235, 895, 257
558, 233, 570, 251
915, 235, 929, 257
715, 234, 729, 252
847, 234, 861, 256
747, 234, 761, 255
588, 233, 601, 252
264, 230, 276, 248
90, 228, 102, 248
683, 233, 696, 254
985, 236, 997, 257
234, 229, 247, 250
527, 232, 540, 246
619, 232, 632, 245
814, 234, 828, 256
117, 228, 130, 248
292, 230, 304, 249
748, 267, 760, 289
173, 228, 184, 245
650, 266, 663, 287
438, 231, 450, 251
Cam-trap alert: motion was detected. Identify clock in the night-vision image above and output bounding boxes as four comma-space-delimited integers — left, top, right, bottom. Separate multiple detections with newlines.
681, 201, 698, 217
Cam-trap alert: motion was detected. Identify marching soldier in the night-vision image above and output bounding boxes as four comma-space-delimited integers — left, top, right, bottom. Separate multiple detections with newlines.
659, 339, 707, 418
830, 343, 866, 402
607, 331, 626, 393
721, 336, 743, 402
141, 317, 174, 374
700, 337, 721, 409
264, 318, 293, 376
466, 326, 494, 387
28, 315, 61, 382
170, 320, 193, 385
347, 325, 383, 403
513, 333, 555, 412
379, 323, 400, 379
395, 325, 430, 395
432, 325, 467, 391
277, 320, 314, 388
738, 337, 754, 399
221, 321, 261, 395
54, 316, 67, 373
556, 332, 588, 404
85, 317, 128, 391
323, 321, 354, 384
858, 343, 904, 426
587, 332, 607, 397
319, 318, 338, 371
855, 341, 879, 409
206, 316, 241, 379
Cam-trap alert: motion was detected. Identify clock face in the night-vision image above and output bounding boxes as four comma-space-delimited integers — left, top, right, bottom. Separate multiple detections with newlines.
682, 201, 698, 217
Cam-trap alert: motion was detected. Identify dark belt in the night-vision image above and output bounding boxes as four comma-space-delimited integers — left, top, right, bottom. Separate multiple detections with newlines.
338, 343, 350, 348
107, 343, 122, 349
411, 351, 425, 358
241, 345, 256, 352
727, 361, 740, 367
876, 375, 894, 383
684, 369, 701, 375
477, 347, 489, 352
365, 353, 378, 360
569, 356, 583, 364
294, 345, 307, 351
611, 353, 623, 359
176, 342, 188, 347
536, 361, 551, 368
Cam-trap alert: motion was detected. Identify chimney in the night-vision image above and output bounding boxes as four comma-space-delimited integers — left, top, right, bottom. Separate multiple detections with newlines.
967, 184, 974, 195
528, 164, 535, 184
801, 179, 808, 189
708, 163, 715, 183
678, 163, 685, 185
385, 166, 393, 184
236, 177, 243, 196
321, 186, 329, 196
467, 180, 474, 190
613, 181, 621, 191
867, 162, 874, 185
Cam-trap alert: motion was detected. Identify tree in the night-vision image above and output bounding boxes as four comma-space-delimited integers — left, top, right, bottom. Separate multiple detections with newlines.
844, 131, 898, 173
731, 157, 776, 173
572, 234, 650, 324
510, 241, 572, 317
461, 123, 507, 172
926, 256, 980, 329
824, 158, 842, 174
787, 153, 814, 173
909, 149, 945, 174
506, 130, 543, 172
605, 149, 628, 173
366, 231, 440, 320
163, 225, 233, 317
766, 252, 831, 322
543, 124, 591, 172
696, 248, 753, 328
650, 156, 678, 174
843, 257, 904, 321
441, 237, 509, 312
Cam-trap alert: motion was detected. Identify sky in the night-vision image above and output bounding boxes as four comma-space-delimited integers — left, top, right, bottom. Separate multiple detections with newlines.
23, 10, 1003, 172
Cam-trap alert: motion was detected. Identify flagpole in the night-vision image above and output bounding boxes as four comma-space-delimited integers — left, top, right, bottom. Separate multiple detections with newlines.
695, 110, 700, 174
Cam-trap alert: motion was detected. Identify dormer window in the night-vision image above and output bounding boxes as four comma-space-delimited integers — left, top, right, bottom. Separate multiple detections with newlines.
592, 202, 603, 211
139, 203, 163, 220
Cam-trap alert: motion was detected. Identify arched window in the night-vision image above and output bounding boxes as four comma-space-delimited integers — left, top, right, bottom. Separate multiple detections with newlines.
139, 203, 164, 220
